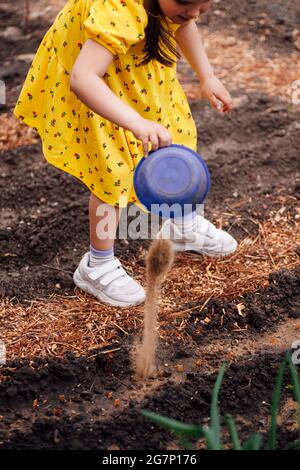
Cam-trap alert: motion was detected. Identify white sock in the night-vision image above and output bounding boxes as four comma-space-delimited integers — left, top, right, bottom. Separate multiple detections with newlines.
89, 244, 114, 268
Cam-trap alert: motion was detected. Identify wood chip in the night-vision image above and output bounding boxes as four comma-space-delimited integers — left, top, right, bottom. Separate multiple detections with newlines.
0, 214, 299, 359
236, 303, 246, 317
32, 399, 39, 409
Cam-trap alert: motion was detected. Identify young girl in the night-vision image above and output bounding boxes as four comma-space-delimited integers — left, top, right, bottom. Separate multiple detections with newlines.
14, 0, 237, 308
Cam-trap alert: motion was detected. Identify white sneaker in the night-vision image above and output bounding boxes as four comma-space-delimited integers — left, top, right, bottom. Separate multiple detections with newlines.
73, 252, 146, 307
157, 215, 237, 257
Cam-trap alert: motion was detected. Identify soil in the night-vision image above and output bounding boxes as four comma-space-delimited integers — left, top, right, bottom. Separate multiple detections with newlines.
0, 345, 299, 450
0, 0, 299, 450
205, 0, 300, 57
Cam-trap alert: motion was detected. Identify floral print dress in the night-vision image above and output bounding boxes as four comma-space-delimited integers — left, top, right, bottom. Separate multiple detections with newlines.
14, 0, 197, 209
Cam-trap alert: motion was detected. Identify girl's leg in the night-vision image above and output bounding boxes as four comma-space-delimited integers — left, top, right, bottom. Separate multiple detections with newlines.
73, 192, 145, 307
89, 193, 122, 250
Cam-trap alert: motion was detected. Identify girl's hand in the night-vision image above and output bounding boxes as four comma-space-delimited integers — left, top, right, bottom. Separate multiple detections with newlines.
200, 75, 233, 113
127, 118, 172, 157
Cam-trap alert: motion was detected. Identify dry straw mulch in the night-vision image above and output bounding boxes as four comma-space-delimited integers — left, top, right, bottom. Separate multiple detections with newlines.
1, 209, 299, 360
0, 113, 38, 153
178, 30, 300, 103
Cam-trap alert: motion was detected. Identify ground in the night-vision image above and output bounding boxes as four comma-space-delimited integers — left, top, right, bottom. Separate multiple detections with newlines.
0, 0, 299, 450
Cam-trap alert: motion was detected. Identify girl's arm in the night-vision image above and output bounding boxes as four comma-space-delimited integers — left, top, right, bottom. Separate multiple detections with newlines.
175, 20, 233, 113
70, 39, 142, 128
70, 39, 172, 155
175, 20, 214, 83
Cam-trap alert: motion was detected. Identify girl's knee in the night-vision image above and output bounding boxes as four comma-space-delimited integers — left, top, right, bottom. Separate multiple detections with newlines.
90, 191, 104, 204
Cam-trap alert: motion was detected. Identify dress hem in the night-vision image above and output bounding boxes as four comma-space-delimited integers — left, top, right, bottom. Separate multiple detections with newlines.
13, 107, 148, 210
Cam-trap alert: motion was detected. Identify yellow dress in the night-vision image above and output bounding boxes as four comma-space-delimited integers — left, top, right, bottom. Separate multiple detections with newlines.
14, 0, 197, 209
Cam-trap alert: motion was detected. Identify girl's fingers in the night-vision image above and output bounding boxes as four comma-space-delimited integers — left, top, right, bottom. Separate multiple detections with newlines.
223, 97, 233, 111
157, 129, 172, 148
143, 138, 150, 157
215, 90, 233, 111
140, 126, 173, 157
150, 134, 159, 152
209, 94, 222, 111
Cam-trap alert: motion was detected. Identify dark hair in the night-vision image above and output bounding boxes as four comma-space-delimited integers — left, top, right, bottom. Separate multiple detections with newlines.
139, 0, 181, 67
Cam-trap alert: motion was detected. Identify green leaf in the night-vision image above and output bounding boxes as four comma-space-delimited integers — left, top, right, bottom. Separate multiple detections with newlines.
268, 357, 287, 450
176, 433, 195, 450
209, 362, 227, 449
286, 354, 300, 450
200, 426, 219, 450
225, 414, 242, 450
141, 410, 203, 438
242, 433, 263, 450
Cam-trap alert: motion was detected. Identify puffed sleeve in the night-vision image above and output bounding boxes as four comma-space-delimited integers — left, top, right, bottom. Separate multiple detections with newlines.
83, 0, 148, 56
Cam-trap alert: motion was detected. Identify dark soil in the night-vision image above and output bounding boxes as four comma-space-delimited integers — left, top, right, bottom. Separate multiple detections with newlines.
0, 0, 299, 450
0, 348, 299, 450
205, 0, 300, 57
186, 265, 300, 336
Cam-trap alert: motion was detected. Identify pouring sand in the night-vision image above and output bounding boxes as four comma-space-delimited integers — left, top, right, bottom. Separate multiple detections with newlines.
134, 237, 174, 379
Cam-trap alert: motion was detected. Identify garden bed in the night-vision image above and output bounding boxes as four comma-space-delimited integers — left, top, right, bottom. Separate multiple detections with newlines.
0, 0, 299, 450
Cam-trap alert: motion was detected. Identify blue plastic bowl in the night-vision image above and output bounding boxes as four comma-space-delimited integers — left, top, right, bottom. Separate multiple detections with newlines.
133, 144, 210, 218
